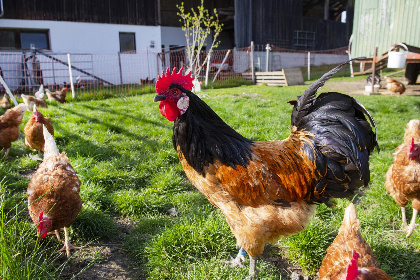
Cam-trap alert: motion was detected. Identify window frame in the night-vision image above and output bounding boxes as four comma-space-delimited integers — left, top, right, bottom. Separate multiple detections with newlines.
0, 28, 50, 50
119, 32, 136, 53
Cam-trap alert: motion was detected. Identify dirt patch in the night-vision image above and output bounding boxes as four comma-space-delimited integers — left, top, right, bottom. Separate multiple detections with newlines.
322, 78, 420, 96
61, 218, 146, 280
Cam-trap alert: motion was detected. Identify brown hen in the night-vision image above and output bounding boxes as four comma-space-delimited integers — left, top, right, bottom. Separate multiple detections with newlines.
319, 203, 392, 280
21, 94, 48, 111
386, 78, 405, 95
24, 105, 54, 156
0, 94, 11, 109
385, 119, 420, 237
27, 126, 82, 257
0, 103, 26, 158
45, 87, 67, 103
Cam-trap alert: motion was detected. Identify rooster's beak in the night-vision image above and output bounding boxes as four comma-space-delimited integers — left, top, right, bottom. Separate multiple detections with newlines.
154, 95, 166, 102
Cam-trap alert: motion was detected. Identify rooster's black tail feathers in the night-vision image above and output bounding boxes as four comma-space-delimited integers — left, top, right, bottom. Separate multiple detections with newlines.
290, 59, 379, 204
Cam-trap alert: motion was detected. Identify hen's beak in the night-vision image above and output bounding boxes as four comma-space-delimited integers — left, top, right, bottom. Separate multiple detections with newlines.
154, 95, 166, 102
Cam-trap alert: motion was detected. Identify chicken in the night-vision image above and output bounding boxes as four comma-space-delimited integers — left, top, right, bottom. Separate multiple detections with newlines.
0, 103, 26, 158
366, 73, 381, 86
153, 63, 379, 276
21, 94, 48, 111
140, 77, 155, 85
385, 119, 420, 238
386, 78, 405, 95
27, 126, 82, 257
34, 84, 45, 99
318, 203, 392, 280
24, 105, 54, 156
0, 94, 11, 109
45, 87, 67, 103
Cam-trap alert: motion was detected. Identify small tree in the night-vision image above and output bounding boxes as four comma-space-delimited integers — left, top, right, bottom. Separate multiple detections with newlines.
177, 0, 223, 80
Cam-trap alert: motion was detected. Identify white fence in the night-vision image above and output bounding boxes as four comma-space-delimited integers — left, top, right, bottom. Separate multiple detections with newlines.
0, 45, 348, 94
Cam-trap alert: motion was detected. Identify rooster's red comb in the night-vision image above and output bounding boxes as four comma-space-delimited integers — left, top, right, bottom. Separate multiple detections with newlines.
345, 250, 360, 280
155, 67, 194, 94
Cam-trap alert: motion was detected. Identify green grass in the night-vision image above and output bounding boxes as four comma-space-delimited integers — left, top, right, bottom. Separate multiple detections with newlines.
1, 76, 420, 279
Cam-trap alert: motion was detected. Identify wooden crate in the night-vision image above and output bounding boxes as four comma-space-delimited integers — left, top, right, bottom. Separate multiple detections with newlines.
242, 68, 304, 86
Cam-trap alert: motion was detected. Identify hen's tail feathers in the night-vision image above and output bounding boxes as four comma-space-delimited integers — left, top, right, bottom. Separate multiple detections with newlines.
14, 103, 27, 112
43, 124, 59, 159
35, 84, 44, 98
343, 203, 358, 229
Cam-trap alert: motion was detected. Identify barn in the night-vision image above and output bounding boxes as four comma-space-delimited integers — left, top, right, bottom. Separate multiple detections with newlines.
0, 0, 352, 92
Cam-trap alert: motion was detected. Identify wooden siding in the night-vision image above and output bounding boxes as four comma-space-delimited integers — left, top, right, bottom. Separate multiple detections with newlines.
235, 0, 350, 50
159, 0, 234, 27
2, 0, 159, 26
351, 0, 420, 58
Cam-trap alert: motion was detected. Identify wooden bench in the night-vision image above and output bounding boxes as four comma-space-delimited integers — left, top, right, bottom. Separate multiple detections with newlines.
242, 68, 304, 86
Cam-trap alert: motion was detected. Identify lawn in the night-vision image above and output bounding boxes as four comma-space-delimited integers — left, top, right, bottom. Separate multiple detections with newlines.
1, 75, 420, 279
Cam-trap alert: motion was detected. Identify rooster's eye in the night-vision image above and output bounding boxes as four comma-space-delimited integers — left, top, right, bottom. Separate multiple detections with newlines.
170, 89, 179, 96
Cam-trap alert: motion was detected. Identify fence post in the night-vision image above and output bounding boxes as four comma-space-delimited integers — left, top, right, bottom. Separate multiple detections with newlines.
265, 44, 271, 71
205, 51, 211, 87
251, 41, 255, 83
307, 52, 311, 80
212, 50, 231, 83
118, 52, 123, 85
67, 53, 75, 98
0, 75, 18, 106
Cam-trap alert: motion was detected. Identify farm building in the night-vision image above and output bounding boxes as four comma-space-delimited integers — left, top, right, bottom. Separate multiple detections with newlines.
0, 0, 351, 52
0, 0, 351, 92
350, 0, 420, 82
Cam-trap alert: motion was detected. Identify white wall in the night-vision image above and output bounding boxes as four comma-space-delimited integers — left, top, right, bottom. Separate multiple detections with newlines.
0, 19, 164, 89
0, 19, 162, 54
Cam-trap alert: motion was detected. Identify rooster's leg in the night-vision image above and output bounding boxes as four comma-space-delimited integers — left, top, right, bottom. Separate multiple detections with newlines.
406, 209, 418, 238
58, 227, 80, 257
401, 207, 408, 228
223, 247, 246, 267
249, 256, 260, 276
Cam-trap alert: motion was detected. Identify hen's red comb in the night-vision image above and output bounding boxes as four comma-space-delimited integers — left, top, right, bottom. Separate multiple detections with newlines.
155, 67, 194, 94
345, 250, 360, 280
410, 138, 415, 153
37, 211, 44, 223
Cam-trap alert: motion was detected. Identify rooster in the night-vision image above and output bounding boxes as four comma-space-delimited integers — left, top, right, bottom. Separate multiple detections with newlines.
153, 63, 379, 276
0, 103, 26, 158
318, 203, 392, 279
27, 126, 82, 257
24, 105, 54, 159
45, 87, 67, 103
0, 94, 11, 109
386, 78, 405, 95
385, 119, 420, 238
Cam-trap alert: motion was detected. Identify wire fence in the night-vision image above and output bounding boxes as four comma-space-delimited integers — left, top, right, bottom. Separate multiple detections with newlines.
0, 45, 348, 96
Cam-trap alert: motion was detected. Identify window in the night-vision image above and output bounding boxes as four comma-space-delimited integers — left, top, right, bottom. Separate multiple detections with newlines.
119, 32, 136, 53
0, 29, 50, 50
294, 30, 315, 50
0, 30, 15, 49
21, 32, 49, 49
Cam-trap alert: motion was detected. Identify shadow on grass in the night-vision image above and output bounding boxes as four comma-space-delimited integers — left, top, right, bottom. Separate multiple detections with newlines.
374, 242, 420, 279
79, 103, 167, 129
59, 106, 156, 144
53, 120, 122, 161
